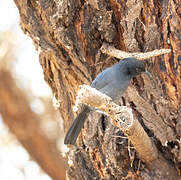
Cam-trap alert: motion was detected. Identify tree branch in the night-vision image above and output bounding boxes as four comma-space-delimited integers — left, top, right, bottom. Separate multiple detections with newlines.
75, 85, 158, 164
101, 43, 171, 60
0, 70, 66, 180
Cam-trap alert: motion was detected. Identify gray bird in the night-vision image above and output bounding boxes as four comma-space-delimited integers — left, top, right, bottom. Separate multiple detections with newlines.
64, 57, 147, 145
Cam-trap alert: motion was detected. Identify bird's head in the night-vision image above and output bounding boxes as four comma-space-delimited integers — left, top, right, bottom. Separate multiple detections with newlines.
122, 57, 146, 78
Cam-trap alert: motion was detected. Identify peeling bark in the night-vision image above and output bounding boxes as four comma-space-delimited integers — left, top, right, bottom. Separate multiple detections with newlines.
14, 0, 181, 179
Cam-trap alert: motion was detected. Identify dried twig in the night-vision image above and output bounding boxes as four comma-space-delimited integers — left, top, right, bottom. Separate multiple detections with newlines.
75, 85, 158, 164
101, 43, 171, 60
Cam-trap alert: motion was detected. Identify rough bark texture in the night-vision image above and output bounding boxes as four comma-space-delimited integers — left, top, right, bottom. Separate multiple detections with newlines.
14, 0, 181, 179
0, 70, 67, 180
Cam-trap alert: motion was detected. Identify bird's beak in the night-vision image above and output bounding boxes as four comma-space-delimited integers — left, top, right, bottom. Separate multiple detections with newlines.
144, 70, 152, 78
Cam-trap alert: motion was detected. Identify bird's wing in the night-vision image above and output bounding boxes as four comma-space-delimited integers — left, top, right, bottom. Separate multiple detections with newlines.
91, 67, 113, 90
98, 79, 129, 100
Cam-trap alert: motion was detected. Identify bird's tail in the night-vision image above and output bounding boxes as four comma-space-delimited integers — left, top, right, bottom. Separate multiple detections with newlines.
64, 106, 91, 145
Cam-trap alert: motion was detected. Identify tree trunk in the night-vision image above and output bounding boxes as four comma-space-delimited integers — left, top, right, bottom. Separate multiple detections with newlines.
14, 0, 181, 179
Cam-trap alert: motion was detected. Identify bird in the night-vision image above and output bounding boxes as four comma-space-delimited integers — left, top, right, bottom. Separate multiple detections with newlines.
64, 57, 147, 145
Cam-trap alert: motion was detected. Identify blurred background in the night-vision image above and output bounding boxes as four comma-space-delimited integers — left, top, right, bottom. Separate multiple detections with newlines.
0, 0, 67, 179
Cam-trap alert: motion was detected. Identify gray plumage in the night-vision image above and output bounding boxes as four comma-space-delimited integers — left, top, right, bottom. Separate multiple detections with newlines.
64, 57, 146, 145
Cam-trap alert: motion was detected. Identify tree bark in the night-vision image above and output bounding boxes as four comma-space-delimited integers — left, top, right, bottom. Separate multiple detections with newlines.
14, 0, 181, 179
